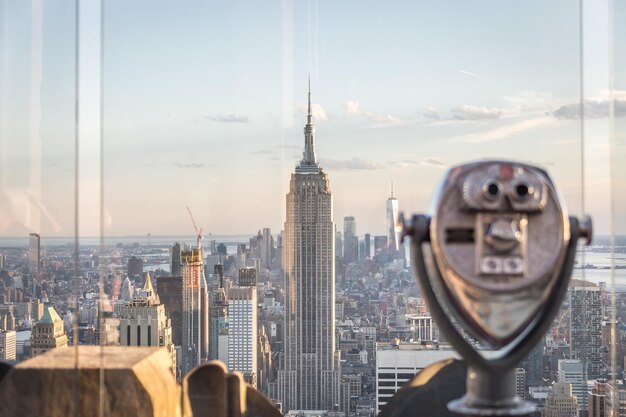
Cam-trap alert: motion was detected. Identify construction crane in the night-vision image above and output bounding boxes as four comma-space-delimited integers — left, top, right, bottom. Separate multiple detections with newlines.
186, 206, 203, 251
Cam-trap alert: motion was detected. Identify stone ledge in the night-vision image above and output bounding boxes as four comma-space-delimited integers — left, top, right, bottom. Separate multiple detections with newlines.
0, 346, 179, 417
0, 347, 283, 417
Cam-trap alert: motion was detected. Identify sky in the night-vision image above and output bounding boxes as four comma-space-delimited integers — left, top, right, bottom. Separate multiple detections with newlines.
1, 0, 624, 238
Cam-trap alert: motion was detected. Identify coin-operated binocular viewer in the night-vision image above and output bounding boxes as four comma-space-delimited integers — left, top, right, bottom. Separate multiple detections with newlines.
400, 161, 592, 417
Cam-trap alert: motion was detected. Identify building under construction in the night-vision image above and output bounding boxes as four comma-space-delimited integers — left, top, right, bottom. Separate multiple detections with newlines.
181, 248, 209, 375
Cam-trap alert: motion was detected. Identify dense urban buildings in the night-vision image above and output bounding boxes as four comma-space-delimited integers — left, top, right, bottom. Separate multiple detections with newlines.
0, 84, 623, 417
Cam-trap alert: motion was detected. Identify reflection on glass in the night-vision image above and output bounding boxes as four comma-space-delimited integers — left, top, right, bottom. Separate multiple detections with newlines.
3, 1, 625, 417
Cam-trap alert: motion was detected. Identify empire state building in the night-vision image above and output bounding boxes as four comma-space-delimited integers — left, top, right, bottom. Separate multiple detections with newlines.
275, 82, 342, 412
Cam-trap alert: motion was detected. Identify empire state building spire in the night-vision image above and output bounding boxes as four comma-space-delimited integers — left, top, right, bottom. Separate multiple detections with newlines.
301, 76, 318, 167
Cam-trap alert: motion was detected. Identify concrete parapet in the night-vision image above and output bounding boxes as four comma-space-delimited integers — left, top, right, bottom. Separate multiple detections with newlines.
0, 348, 283, 417
183, 361, 282, 417
0, 346, 179, 417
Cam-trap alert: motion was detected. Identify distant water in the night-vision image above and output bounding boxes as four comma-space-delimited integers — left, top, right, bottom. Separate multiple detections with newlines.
0, 234, 250, 248
1, 234, 625, 285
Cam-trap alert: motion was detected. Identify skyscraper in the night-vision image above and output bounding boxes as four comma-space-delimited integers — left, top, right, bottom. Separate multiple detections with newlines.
31, 307, 68, 357
127, 256, 144, 278
335, 229, 343, 260
209, 286, 228, 361
570, 285, 602, 380
588, 379, 607, 417
519, 337, 544, 388
275, 82, 342, 412
386, 182, 399, 253
261, 228, 274, 269
239, 267, 257, 287
364, 233, 371, 259
228, 285, 258, 387
544, 382, 579, 417
181, 248, 209, 374
28, 233, 40, 279
156, 275, 183, 346
343, 216, 357, 263
171, 243, 182, 277
558, 359, 586, 411
0, 330, 16, 360
119, 273, 176, 372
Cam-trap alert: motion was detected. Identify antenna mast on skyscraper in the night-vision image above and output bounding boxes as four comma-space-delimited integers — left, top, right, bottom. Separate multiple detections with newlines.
186, 206, 203, 251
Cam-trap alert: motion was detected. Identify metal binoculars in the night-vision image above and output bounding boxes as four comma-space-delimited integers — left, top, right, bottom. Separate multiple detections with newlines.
401, 160, 592, 416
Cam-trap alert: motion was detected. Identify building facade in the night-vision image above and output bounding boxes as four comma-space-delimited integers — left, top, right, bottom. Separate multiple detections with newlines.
589, 379, 607, 417
0, 330, 16, 360
31, 307, 68, 357
558, 359, 586, 411
570, 285, 602, 380
375, 343, 458, 414
606, 382, 626, 417
275, 84, 342, 412
118, 273, 176, 373
181, 248, 209, 374
544, 382, 578, 417
228, 286, 258, 387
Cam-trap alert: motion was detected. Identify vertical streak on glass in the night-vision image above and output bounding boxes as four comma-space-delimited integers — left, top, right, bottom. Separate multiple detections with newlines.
29, 0, 43, 234
0, 0, 6, 189
73, 1, 81, 416
608, 0, 617, 413
281, 0, 294, 129
98, 0, 105, 416
307, 1, 319, 82
281, 0, 294, 199
577, 0, 588, 381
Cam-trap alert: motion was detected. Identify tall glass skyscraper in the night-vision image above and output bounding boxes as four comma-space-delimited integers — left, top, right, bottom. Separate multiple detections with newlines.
386, 183, 399, 253
275, 82, 342, 412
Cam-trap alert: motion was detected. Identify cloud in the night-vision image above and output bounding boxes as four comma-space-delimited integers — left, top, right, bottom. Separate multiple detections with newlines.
424, 157, 446, 166
250, 149, 274, 155
345, 101, 361, 116
387, 157, 447, 169
452, 117, 554, 143
364, 111, 403, 126
421, 106, 441, 120
173, 162, 206, 168
552, 99, 626, 119
320, 157, 384, 171
204, 114, 249, 123
451, 105, 501, 120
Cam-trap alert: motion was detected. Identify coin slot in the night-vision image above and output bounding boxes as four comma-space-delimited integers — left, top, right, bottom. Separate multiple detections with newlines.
445, 228, 475, 243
